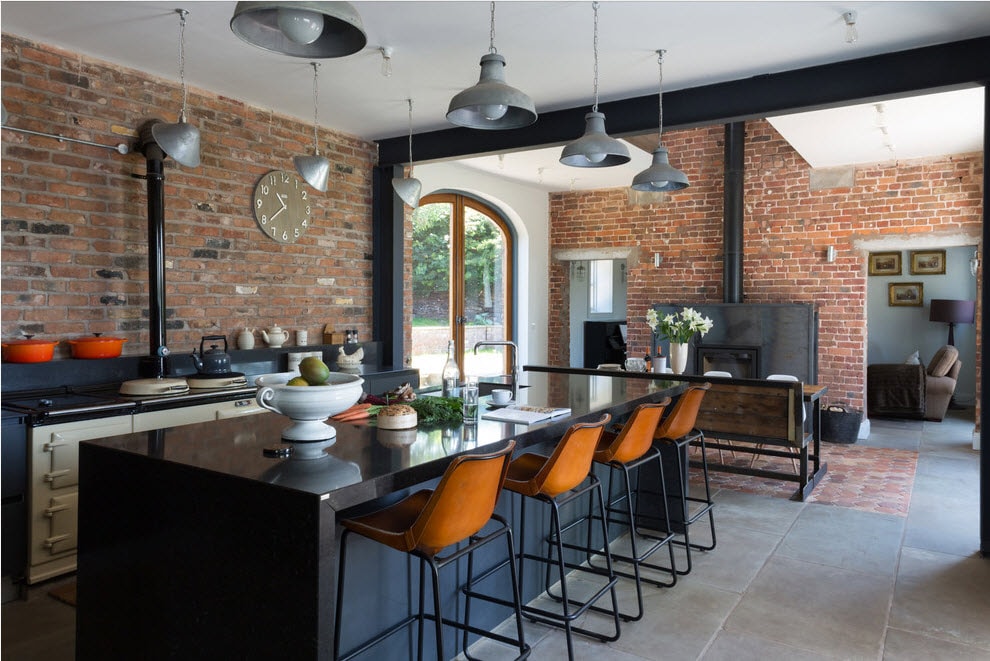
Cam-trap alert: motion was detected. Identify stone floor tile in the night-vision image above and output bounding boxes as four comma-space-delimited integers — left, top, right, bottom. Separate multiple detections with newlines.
882, 628, 990, 661
701, 629, 839, 660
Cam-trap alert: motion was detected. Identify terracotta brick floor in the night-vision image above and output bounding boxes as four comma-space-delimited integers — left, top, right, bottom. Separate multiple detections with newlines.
693, 441, 919, 516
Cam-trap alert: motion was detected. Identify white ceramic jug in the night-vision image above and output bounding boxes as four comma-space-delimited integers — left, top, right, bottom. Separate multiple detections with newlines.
237, 328, 255, 350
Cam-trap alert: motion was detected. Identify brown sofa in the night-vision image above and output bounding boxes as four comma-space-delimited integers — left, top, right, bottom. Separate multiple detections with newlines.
867, 345, 961, 422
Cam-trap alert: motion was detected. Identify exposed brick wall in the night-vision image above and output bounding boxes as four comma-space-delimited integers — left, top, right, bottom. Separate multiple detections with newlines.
2, 35, 376, 359
549, 122, 983, 411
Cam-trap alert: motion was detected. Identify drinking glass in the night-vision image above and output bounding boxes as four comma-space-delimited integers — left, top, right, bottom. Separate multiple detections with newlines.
462, 383, 479, 424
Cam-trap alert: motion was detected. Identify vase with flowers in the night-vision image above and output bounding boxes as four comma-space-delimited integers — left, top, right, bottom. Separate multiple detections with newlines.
646, 307, 714, 374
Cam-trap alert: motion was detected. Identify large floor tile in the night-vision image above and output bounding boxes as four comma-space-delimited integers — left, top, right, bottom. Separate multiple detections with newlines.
701, 629, 838, 661
708, 488, 805, 536
723, 555, 890, 659
776, 504, 904, 578
882, 628, 990, 661
683, 524, 780, 593
889, 547, 990, 651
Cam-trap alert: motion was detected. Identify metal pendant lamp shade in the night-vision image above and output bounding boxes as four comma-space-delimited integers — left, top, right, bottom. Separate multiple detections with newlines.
631, 145, 689, 191
447, 2, 537, 130
152, 9, 200, 168
631, 50, 689, 191
560, 2, 629, 168
560, 111, 630, 167
447, 53, 537, 130
294, 62, 329, 191
392, 98, 422, 208
230, 1, 367, 58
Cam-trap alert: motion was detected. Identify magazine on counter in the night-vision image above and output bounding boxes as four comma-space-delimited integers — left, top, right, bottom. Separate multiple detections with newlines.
482, 404, 572, 425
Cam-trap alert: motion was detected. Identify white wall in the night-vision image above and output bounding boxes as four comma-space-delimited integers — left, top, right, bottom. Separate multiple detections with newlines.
414, 162, 550, 372
867, 245, 978, 405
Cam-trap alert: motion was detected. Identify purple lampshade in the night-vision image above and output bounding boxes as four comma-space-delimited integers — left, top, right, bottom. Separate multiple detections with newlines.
929, 299, 975, 324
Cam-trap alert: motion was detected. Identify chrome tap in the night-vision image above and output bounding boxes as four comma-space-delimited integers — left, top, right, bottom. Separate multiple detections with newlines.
473, 340, 520, 401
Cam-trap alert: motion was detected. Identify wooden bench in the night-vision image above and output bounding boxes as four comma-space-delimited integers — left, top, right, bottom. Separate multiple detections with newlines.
693, 378, 827, 501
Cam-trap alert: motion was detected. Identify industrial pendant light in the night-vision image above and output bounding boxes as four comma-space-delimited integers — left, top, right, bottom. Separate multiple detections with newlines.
631, 50, 689, 192
446, 1, 537, 130
151, 8, 201, 168
392, 99, 423, 208
294, 62, 330, 192
560, 2, 629, 168
230, 1, 367, 58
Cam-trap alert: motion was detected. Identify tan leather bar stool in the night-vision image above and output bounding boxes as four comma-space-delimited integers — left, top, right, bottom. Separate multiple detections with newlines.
334, 441, 530, 661
581, 399, 678, 622
650, 383, 717, 575
500, 414, 620, 661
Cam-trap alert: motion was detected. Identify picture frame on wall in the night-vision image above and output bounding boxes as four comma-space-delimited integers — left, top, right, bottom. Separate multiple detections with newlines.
909, 249, 946, 275
869, 251, 901, 276
888, 282, 924, 307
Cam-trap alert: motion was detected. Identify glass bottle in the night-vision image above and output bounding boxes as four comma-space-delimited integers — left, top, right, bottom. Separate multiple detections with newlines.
441, 340, 460, 397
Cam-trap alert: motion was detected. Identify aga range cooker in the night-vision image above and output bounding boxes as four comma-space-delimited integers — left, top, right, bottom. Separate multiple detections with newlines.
2, 379, 266, 585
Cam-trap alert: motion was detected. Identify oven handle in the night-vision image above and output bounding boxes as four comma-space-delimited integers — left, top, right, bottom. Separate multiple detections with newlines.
216, 403, 266, 419
43, 469, 71, 483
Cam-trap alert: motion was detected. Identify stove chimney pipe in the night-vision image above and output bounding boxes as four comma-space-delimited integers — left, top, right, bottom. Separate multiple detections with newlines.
723, 122, 745, 304
136, 120, 170, 378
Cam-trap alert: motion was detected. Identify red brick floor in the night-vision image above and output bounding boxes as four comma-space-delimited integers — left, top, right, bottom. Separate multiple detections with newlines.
692, 442, 918, 516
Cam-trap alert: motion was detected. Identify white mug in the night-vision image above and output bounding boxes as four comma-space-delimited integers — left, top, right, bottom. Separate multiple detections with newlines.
491, 389, 512, 404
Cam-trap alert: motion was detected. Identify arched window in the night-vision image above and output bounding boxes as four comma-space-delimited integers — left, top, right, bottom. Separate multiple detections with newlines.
410, 193, 514, 388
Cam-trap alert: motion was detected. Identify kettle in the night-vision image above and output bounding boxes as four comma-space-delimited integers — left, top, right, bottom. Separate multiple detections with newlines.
191, 335, 232, 374
261, 325, 288, 348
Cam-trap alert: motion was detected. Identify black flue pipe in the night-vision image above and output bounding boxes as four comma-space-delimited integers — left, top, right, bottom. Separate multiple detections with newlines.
138, 121, 168, 378
723, 122, 745, 304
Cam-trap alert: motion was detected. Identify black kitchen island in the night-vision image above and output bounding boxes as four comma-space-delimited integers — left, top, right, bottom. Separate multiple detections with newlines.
77, 371, 685, 660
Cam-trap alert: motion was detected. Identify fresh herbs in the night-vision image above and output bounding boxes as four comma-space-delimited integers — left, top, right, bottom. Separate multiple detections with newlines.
407, 396, 463, 426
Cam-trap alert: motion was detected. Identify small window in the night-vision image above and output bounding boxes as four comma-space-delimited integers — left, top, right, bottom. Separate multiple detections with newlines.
588, 259, 613, 313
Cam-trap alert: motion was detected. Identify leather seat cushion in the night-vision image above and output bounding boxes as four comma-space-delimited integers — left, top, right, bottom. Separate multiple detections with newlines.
927, 345, 959, 377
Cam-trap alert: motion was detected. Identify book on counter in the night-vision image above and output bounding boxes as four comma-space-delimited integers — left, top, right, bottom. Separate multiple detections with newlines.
482, 404, 572, 425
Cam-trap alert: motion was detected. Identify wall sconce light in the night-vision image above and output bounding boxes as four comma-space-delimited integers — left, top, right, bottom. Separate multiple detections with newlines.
620, 262, 627, 283
653, 252, 662, 268
826, 246, 836, 263
970, 249, 979, 277
842, 11, 858, 44
573, 262, 586, 281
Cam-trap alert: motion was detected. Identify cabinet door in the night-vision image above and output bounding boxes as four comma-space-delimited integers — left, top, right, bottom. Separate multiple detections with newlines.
44, 491, 78, 555
32, 417, 132, 490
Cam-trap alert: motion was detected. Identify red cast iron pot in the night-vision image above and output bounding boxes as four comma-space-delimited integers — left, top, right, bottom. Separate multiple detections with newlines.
1, 338, 59, 363
67, 335, 128, 359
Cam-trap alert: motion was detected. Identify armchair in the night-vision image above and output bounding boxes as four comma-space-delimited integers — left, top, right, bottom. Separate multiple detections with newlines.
867, 345, 961, 422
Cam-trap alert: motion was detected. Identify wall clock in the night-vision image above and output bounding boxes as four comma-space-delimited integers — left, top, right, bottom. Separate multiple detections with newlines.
252, 170, 312, 244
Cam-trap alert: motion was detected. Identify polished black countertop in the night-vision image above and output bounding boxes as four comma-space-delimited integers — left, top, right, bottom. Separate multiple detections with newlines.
84, 371, 686, 511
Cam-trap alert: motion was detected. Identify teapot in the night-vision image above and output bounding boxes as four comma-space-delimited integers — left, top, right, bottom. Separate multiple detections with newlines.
261, 325, 288, 348
191, 335, 232, 375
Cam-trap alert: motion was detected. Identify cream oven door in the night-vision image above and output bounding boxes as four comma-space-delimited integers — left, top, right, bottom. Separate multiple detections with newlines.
132, 397, 266, 432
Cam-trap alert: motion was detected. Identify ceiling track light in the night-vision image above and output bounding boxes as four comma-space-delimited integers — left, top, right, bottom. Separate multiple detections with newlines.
843, 11, 858, 44
446, 1, 537, 130
631, 49, 689, 192
379, 46, 393, 77
150, 8, 200, 168
392, 98, 422, 208
230, 1, 367, 58
294, 62, 330, 192
560, 1, 630, 168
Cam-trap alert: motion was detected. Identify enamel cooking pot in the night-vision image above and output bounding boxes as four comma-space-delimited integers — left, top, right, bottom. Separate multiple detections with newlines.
67, 335, 127, 359
191, 335, 232, 375
1, 338, 59, 363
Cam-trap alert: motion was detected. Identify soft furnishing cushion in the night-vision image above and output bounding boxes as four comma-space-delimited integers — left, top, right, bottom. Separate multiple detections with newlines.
927, 345, 959, 377
905, 350, 921, 365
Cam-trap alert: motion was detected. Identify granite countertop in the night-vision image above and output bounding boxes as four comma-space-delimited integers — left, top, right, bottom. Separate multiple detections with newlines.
84, 371, 685, 511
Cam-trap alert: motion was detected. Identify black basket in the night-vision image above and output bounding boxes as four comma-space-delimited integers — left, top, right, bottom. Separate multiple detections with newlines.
821, 405, 861, 444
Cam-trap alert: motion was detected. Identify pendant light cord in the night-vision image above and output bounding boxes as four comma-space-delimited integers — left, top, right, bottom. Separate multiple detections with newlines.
656, 49, 666, 148
489, 1, 498, 54
406, 98, 414, 165
310, 62, 321, 155
592, 1, 600, 112
176, 9, 189, 120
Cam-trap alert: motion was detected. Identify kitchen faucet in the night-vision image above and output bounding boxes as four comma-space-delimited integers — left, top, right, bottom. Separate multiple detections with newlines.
473, 340, 520, 401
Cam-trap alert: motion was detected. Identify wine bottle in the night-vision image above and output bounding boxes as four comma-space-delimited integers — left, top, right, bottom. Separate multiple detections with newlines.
441, 340, 460, 397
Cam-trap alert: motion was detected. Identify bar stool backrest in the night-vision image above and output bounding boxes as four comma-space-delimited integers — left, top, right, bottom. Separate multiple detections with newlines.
534, 414, 611, 497
655, 383, 712, 441
412, 440, 516, 555
599, 400, 670, 464
767, 373, 806, 423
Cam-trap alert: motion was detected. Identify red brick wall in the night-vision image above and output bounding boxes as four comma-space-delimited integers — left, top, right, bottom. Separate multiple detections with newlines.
1, 36, 376, 358
549, 122, 983, 411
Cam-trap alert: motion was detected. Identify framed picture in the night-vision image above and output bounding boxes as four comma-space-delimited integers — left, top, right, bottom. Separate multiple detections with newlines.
909, 249, 946, 275
869, 252, 901, 276
888, 282, 924, 307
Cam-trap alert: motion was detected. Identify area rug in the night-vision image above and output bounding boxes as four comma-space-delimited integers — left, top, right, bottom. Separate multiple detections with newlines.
691, 443, 918, 517
48, 581, 77, 607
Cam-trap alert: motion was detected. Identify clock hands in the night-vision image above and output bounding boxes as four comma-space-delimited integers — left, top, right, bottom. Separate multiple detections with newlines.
270, 193, 288, 220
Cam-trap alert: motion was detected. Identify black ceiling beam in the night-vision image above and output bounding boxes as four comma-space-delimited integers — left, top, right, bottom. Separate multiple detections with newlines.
377, 36, 990, 167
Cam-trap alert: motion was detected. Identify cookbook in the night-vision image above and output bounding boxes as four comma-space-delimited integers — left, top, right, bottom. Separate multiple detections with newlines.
482, 404, 572, 425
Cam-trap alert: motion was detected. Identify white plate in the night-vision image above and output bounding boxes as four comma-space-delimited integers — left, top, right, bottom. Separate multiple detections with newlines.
487, 400, 514, 409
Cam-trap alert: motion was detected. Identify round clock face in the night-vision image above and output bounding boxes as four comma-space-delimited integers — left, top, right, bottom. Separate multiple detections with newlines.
252, 170, 313, 244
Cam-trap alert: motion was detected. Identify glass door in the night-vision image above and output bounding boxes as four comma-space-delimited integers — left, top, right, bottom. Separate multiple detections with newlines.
411, 193, 513, 388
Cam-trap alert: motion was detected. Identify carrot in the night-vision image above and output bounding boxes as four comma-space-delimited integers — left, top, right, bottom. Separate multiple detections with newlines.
331, 403, 373, 421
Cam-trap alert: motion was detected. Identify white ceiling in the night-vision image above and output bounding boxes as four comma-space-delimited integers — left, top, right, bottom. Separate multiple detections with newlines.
2, 1, 987, 191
